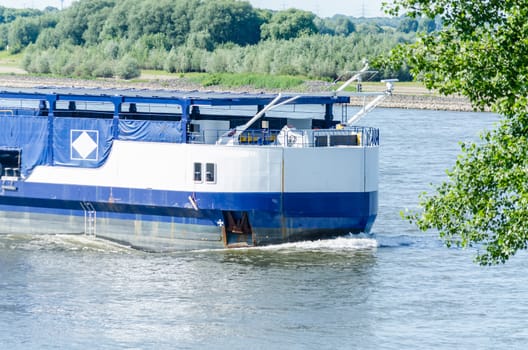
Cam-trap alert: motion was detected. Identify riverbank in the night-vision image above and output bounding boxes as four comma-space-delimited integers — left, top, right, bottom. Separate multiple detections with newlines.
350, 94, 474, 112
0, 73, 475, 111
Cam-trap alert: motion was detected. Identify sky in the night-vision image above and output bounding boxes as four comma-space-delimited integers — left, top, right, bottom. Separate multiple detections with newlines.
248, 0, 387, 18
0, 0, 389, 18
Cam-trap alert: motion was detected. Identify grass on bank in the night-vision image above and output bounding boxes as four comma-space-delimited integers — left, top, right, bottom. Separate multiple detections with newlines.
184, 72, 306, 90
117, 70, 307, 90
0, 51, 23, 67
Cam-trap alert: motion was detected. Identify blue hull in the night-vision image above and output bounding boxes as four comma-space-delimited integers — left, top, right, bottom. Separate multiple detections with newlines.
0, 181, 377, 250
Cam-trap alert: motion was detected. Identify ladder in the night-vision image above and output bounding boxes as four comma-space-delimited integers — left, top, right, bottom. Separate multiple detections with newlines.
81, 202, 96, 236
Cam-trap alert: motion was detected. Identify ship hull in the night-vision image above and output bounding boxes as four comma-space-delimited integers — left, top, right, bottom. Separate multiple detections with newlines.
0, 186, 377, 250
0, 89, 380, 250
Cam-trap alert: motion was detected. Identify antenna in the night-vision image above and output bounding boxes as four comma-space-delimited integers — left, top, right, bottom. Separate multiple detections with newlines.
346, 78, 399, 125
361, 0, 366, 18
336, 61, 371, 92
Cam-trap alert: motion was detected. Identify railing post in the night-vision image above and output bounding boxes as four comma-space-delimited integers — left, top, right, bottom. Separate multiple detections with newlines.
324, 104, 333, 128
111, 95, 123, 139
46, 95, 57, 165
181, 99, 191, 142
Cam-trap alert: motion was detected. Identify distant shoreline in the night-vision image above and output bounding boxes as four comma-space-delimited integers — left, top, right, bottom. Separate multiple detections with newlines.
0, 74, 476, 112
350, 94, 475, 112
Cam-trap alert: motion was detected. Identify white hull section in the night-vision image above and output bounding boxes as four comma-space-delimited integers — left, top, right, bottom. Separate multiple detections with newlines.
27, 141, 378, 194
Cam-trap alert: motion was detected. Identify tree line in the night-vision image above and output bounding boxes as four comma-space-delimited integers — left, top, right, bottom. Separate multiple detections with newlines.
0, 0, 433, 80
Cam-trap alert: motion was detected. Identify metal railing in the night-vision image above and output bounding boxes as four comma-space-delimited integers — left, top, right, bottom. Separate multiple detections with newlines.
189, 126, 379, 148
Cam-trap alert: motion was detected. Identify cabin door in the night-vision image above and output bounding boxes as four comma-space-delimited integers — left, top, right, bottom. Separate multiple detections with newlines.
222, 211, 254, 248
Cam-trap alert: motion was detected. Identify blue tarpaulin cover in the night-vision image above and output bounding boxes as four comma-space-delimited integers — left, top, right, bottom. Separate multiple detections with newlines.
0, 115, 49, 176
0, 114, 184, 175
118, 120, 183, 143
53, 117, 114, 168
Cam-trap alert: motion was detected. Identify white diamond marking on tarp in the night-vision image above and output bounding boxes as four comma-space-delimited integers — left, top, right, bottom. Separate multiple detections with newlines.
71, 130, 98, 160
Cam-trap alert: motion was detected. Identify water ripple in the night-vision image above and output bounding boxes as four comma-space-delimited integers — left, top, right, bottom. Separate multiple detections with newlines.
0, 233, 134, 254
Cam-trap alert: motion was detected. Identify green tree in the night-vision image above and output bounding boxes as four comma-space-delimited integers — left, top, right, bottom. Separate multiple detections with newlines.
317, 15, 356, 36
384, 0, 528, 264
356, 22, 384, 34
43, 6, 59, 13
81, 4, 114, 44
190, 0, 261, 49
418, 17, 436, 33
333, 16, 356, 36
0, 6, 42, 24
7, 17, 40, 53
167, 0, 200, 47
35, 27, 60, 48
261, 8, 317, 40
397, 17, 418, 33
115, 54, 140, 79
54, 0, 115, 45
101, 0, 199, 47
0, 24, 8, 50
100, 0, 137, 39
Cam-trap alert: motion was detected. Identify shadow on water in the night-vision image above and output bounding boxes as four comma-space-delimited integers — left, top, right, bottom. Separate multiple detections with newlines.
372, 232, 445, 249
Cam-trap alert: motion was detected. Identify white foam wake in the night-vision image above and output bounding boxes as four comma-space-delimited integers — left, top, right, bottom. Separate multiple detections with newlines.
257, 236, 378, 252
47, 234, 134, 253
2, 233, 133, 253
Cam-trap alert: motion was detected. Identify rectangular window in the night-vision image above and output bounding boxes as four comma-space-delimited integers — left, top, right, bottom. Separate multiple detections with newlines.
205, 163, 216, 183
194, 162, 202, 182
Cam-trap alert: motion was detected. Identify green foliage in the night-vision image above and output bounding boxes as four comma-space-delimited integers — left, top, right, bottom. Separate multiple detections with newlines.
200, 74, 222, 87
261, 8, 317, 40
387, 0, 528, 264
34, 27, 60, 49
333, 16, 356, 36
22, 27, 413, 81
0, 6, 43, 25
9, 0, 418, 82
352, 16, 403, 29
406, 115, 528, 265
190, 0, 262, 48
0, 25, 8, 50
398, 18, 418, 33
54, 0, 115, 45
115, 54, 140, 79
316, 15, 356, 36
356, 22, 384, 34
418, 17, 436, 33
7, 18, 41, 53
92, 61, 114, 78
162, 46, 205, 73
189, 72, 304, 89
396, 16, 435, 34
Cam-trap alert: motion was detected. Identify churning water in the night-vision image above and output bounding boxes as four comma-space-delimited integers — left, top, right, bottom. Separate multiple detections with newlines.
2, 108, 527, 350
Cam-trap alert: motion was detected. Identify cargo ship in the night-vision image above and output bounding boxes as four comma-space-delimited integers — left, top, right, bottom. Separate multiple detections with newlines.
0, 78, 391, 250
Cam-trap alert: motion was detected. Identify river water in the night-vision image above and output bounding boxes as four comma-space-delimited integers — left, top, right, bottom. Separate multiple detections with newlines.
1, 108, 527, 349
